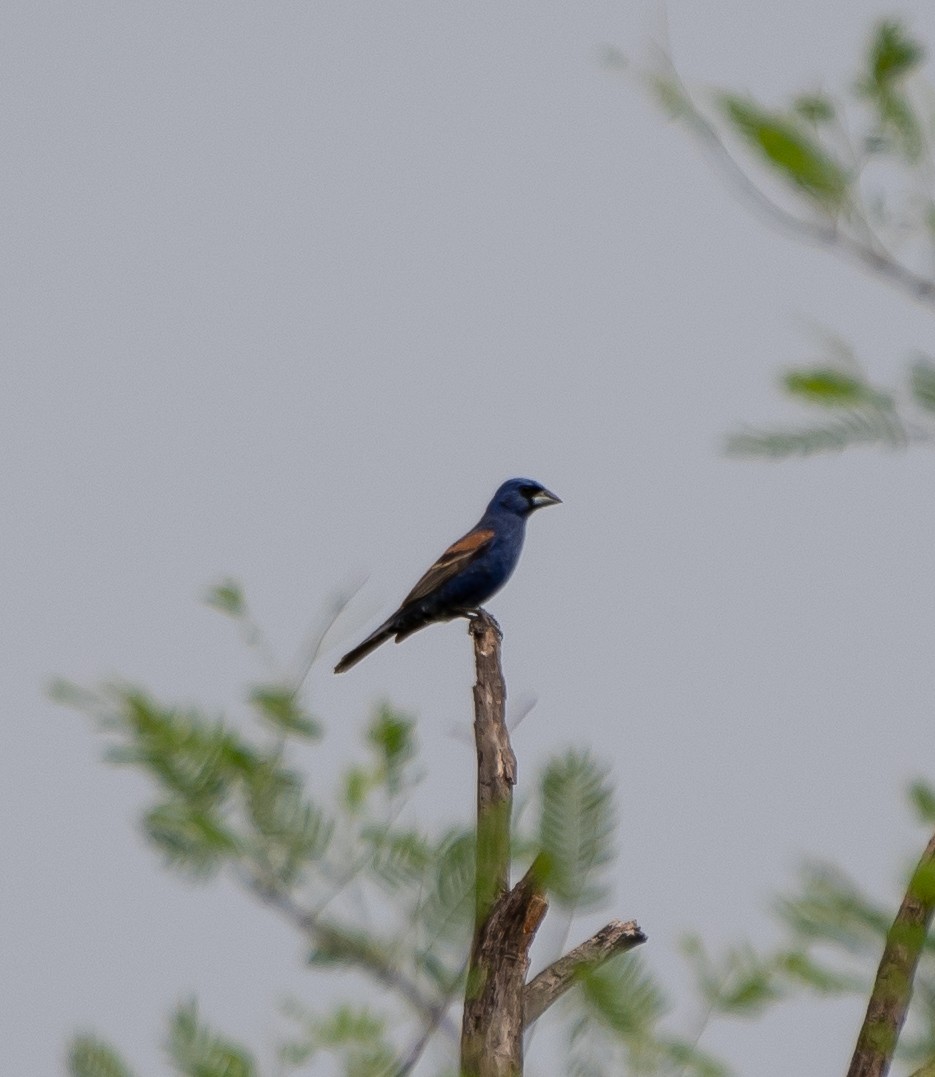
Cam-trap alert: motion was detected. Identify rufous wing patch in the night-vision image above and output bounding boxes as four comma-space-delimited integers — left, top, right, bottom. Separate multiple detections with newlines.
443, 528, 495, 557
401, 527, 495, 606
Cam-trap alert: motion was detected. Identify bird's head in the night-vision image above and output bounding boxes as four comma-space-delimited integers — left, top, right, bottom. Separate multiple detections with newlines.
491, 478, 562, 517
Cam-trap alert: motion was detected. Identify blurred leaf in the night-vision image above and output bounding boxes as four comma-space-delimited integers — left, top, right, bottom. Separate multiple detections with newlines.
857, 22, 925, 160
367, 705, 417, 794
143, 801, 239, 878
49, 678, 103, 710
866, 20, 925, 88
306, 922, 404, 990
244, 762, 333, 882
538, 752, 615, 910
783, 368, 868, 405
910, 358, 935, 413
415, 829, 476, 945
727, 404, 906, 457
361, 824, 433, 890
203, 580, 246, 619
646, 71, 696, 123
775, 949, 862, 994
343, 765, 371, 812
774, 862, 890, 954
681, 935, 783, 1016
580, 954, 666, 1034
167, 1000, 255, 1077
249, 685, 321, 739
68, 1036, 135, 1077
793, 93, 836, 124
566, 965, 729, 1077
655, 1040, 730, 1077
107, 691, 261, 802
280, 1004, 396, 1075
910, 780, 935, 824
720, 95, 849, 206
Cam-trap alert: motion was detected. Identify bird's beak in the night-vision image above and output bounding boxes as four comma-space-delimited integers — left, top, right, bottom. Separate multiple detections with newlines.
531, 487, 562, 508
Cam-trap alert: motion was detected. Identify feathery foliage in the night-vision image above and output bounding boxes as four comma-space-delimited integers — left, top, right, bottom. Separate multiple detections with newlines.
68, 1037, 135, 1077
58, 581, 935, 1073
167, 1000, 255, 1077
537, 751, 615, 910
725, 350, 931, 458
565, 953, 729, 1077
57, 583, 797, 1076
644, 19, 935, 459
279, 1003, 397, 1075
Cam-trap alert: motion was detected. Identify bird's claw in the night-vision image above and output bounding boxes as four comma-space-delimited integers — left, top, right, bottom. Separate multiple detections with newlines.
465, 607, 502, 638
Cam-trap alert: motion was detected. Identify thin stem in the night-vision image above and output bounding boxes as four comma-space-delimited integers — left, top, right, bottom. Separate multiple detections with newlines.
243, 872, 459, 1042
647, 53, 935, 307
846, 830, 935, 1077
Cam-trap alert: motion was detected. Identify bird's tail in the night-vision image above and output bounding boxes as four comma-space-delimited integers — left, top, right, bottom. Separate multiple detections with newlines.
333, 621, 397, 674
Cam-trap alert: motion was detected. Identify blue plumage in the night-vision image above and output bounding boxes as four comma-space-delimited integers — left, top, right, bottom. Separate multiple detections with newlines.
334, 478, 561, 673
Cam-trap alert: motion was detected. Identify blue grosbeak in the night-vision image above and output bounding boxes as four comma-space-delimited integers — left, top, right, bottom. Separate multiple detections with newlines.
334, 478, 561, 673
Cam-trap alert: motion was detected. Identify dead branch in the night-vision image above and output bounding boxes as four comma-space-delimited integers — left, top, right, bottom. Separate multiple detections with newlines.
524, 919, 647, 1026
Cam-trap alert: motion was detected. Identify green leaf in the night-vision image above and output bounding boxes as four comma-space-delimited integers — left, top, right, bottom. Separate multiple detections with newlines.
280, 1004, 396, 1075
318, 1005, 385, 1042
656, 1040, 730, 1077
360, 824, 433, 890
249, 685, 321, 739
857, 23, 926, 161
243, 761, 333, 883
645, 71, 695, 123
143, 801, 239, 879
203, 580, 246, 619
793, 93, 835, 124
726, 406, 906, 457
681, 935, 784, 1016
867, 21, 925, 88
49, 678, 103, 710
720, 95, 849, 206
415, 829, 476, 944
910, 358, 935, 413
538, 751, 615, 910
107, 690, 261, 802
306, 922, 400, 984
909, 780, 935, 824
775, 949, 862, 994
774, 862, 890, 955
167, 1000, 256, 1077
343, 766, 372, 812
366, 705, 417, 794
68, 1036, 135, 1077
579, 954, 667, 1037
783, 368, 868, 405
566, 962, 729, 1077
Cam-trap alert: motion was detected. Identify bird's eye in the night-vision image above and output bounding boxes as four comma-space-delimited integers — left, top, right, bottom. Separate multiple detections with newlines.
519, 484, 539, 498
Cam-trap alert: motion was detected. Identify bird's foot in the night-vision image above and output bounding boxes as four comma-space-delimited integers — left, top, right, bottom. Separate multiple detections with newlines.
465, 607, 502, 638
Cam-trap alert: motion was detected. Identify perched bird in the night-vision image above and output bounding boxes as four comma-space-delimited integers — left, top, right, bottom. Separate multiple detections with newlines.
334, 478, 561, 673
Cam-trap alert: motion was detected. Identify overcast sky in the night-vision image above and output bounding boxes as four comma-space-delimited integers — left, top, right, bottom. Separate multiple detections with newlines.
5, 2, 935, 1074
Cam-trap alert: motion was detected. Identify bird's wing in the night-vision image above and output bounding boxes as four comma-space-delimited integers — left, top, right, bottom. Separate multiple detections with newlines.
401, 527, 495, 606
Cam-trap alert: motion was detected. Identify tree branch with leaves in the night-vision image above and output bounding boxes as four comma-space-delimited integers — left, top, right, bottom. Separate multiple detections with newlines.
636, 19, 935, 457
59, 587, 687, 1077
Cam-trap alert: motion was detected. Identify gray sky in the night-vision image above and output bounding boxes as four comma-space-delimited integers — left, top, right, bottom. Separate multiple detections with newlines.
5, 1, 935, 1074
